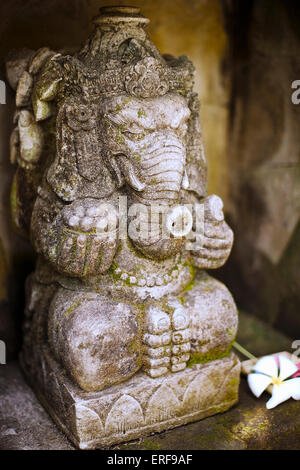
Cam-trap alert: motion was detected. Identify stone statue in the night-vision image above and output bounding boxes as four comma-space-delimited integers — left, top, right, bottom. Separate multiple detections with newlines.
6, 6, 240, 449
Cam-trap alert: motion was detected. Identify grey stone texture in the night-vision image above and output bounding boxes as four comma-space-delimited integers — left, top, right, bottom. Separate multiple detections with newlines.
21, 349, 240, 449
1, 312, 299, 450
5, 6, 239, 448
1, 0, 299, 361
1, 0, 298, 451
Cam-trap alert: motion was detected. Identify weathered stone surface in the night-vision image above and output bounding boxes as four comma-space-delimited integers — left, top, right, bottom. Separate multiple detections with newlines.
185, 271, 238, 361
20, 350, 239, 449
0, 312, 298, 450
0, 361, 73, 450
0, 0, 232, 363
121, 377, 300, 451
6, 5, 238, 448
1, 338, 299, 449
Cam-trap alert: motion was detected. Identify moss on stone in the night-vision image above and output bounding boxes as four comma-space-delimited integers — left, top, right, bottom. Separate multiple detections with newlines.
137, 109, 147, 118
63, 299, 82, 318
77, 342, 91, 350
187, 341, 234, 367
183, 277, 195, 292
142, 438, 162, 450
127, 336, 139, 355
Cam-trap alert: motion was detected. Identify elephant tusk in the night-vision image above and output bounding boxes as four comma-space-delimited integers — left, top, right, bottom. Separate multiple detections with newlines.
109, 155, 124, 188
182, 169, 189, 190
118, 154, 146, 192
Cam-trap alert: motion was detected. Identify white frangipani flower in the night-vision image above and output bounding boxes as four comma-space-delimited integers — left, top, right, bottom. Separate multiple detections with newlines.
247, 354, 300, 409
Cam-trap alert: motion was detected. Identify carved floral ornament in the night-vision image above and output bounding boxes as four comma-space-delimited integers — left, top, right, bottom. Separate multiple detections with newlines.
124, 57, 170, 98
33, 53, 193, 114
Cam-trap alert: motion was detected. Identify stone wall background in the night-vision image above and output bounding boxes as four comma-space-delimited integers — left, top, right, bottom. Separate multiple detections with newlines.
0, 0, 299, 359
220, 0, 300, 339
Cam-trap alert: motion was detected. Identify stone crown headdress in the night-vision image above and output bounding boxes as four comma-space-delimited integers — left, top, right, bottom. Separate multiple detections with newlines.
37, 6, 195, 101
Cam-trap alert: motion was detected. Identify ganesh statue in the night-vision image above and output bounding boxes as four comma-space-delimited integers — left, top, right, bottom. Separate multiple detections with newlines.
6, 6, 240, 449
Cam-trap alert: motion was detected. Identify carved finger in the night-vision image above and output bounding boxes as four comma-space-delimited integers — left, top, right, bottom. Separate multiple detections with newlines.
204, 222, 233, 241
16, 71, 33, 107
83, 235, 106, 276
32, 90, 52, 121
146, 307, 171, 334
171, 354, 190, 365
192, 249, 231, 269
171, 363, 187, 373
200, 236, 233, 251
143, 332, 171, 348
172, 329, 191, 344
63, 233, 87, 277
80, 216, 95, 232
10, 127, 20, 165
144, 356, 170, 368
171, 307, 190, 331
29, 47, 54, 75
18, 110, 43, 164
144, 346, 171, 358
194, 247, 231, 261
98, 236, 118, 273
67, 215, 81, 230
172, 343, 191, 356
145, 366, 169, 378
58, 234, 77, 272
62, 205, 84, 230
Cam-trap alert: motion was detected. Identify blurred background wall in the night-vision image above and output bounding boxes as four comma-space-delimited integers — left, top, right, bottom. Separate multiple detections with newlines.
0, 0, 299, 360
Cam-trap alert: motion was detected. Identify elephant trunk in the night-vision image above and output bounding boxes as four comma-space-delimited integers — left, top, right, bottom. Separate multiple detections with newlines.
124, 133, 190, 260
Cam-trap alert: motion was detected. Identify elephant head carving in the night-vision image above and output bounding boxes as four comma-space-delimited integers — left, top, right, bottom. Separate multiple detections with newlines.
102, 93, 190, 198
33, 19, 198, 262
101, 93, 192, 259
45, 89, 193, 261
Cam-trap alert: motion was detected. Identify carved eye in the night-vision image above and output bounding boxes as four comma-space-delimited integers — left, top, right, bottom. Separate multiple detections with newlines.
122, 130, 145, 141
76, 105, 91, 122
66, 103, 97, 131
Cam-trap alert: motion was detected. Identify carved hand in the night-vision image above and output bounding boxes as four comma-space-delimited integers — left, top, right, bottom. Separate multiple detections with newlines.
57, 199, 119, 277
10, 110, 43, 170
32, 195, 119, 278
190, 195, 234, 269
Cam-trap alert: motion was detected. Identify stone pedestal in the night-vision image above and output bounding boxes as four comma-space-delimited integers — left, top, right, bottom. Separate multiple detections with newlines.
20, 349, 240, 449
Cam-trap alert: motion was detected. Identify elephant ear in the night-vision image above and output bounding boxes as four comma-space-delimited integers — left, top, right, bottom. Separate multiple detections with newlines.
6, 48, 58, 237
46, 101, 82, 202
185, 92, 207, 199
46, 98, 115, 202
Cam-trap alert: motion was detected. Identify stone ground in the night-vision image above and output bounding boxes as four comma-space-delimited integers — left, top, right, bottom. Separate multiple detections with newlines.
0, 312, 299, 450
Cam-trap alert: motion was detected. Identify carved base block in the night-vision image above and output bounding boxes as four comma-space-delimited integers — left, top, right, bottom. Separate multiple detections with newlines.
20, 349, 240, 449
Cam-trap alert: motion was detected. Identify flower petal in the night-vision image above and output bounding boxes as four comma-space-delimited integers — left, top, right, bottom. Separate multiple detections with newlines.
248, 373, 272, 397
278, 355, 298, 381
252, 355, 278, 377
283, 378, 300, 400
266, 382, 294, 409
291, 363, 300, 378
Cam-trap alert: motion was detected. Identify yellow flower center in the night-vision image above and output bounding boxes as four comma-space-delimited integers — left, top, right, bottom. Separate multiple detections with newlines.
271, 376, 282, 386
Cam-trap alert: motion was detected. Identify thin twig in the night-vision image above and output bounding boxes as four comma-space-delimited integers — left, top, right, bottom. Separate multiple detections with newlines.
233, 341, 257, 360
